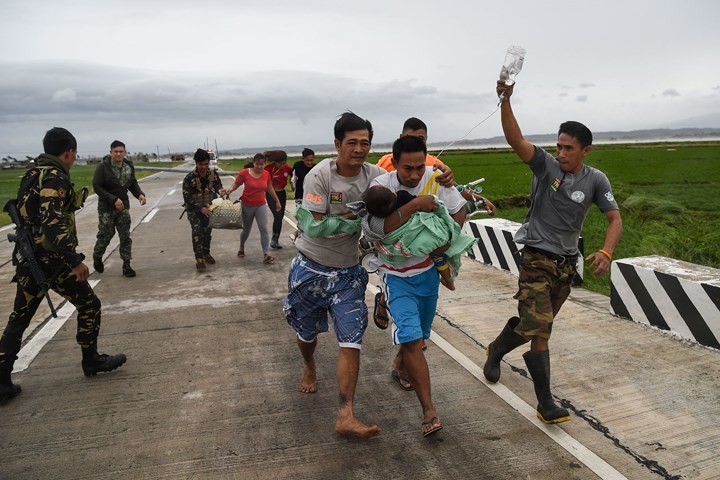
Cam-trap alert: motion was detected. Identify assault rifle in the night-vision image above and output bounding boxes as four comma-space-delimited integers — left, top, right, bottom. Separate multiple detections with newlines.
3, 199, 58, 317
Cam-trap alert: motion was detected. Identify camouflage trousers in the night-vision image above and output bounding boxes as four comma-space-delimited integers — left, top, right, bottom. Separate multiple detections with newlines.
0, 258, 101, 373
186, 210, 212, 259
93, 209, 132, 261
513, 248, 577, 340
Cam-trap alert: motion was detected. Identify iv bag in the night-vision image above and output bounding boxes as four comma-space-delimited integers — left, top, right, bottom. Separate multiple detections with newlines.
499, 45, 526, 86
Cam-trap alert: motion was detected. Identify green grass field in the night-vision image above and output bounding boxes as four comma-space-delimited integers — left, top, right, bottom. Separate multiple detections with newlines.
0, 162, 176, 225
2, 144, 718, 296
406, 143, 720, 296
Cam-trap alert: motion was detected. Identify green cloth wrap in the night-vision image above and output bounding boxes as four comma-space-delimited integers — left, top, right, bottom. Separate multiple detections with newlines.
295, 205, 362, 238
372, 203, 475, 280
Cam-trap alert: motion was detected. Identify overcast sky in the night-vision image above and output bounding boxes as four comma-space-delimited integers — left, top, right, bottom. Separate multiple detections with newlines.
1, 0, 719, 157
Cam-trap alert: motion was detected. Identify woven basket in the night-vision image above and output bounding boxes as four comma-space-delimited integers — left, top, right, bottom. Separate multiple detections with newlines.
208, 199, 243, 230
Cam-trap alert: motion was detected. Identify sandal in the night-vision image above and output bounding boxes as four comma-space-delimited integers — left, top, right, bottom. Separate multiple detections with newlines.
237, 248, 245, 258
373, 291, 389, 330
391, 369, 414, 391
422, 417, 443, 437
263, 254, 275, 264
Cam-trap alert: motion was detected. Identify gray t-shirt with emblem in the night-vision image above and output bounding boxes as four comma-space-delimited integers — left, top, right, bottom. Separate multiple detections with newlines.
514, 146, 618, 255
295, 157, 384, 268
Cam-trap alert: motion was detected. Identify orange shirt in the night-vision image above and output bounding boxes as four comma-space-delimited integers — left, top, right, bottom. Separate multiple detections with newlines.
376, 153, 444, 172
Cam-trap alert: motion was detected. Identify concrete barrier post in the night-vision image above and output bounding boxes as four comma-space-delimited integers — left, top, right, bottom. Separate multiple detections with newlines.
462, 218, 584, 286
610, 255, 720, 349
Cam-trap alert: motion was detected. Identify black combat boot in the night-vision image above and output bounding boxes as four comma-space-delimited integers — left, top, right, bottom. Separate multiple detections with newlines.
0, 368, 22, 402
82, 347, 127, 377
523, 350, 571, 424
483, 316, 529, 383
122, 260, 136, 277
93, 255, 104, 273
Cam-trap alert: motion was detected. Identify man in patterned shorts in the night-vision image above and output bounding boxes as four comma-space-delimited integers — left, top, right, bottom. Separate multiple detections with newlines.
284, 112, 385, 438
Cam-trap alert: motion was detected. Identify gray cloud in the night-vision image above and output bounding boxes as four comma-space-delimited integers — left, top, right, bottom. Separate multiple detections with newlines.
51, 88, 78, 103
2, 0, 720, 155
662, 88, 681, 97
0, 62, 489, 122
576, 95, 589, 102
0, 61, 493, 155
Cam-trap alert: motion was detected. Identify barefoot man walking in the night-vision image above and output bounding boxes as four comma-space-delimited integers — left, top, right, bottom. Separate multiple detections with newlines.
284, 112, 384, 438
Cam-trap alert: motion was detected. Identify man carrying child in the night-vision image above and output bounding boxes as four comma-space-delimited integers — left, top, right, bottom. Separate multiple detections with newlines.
363, 135, 469, 436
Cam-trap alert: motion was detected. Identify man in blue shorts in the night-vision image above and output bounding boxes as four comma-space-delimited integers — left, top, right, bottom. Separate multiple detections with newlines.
284, 112, 385, 438
367, 135, 468, 436
483, 80, 623, 424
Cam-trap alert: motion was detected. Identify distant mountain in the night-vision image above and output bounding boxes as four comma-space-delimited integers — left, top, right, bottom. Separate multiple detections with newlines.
216, 128, 720, 157
514, 127, 720, 146
661, 112, 720, 129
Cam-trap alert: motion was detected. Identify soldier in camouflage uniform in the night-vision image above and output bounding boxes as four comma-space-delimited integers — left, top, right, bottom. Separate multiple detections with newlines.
92, 140, 147, 277
482, 81, 623, 424
182, 148, 223, 271
0, 127, 127, 403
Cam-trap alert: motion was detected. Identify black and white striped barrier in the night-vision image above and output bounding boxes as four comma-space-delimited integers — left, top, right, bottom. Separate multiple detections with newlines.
610, 256, 720, 349
462, 218, 584, 286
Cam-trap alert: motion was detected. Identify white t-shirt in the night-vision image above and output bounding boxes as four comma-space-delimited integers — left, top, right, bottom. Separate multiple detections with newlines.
370, 167, 466, 277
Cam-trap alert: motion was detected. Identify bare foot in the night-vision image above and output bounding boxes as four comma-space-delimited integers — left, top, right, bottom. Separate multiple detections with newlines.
335, 415, 381, 438
299, 361, 317, 393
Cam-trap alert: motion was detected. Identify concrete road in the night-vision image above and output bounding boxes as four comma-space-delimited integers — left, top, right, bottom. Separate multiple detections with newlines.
0, 169, 718, 480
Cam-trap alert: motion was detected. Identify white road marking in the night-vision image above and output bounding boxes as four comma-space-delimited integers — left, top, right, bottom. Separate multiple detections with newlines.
168, 189, 176, 195
142, 208, 159, 223
14, 280, 101, 373
287, 210, 626, 478
285, 215, 297, 229
429, 332, 627, 480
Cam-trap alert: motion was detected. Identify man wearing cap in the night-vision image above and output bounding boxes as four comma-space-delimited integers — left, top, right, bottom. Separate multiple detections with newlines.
182, 148, 224, 271
1, 127, 127, 402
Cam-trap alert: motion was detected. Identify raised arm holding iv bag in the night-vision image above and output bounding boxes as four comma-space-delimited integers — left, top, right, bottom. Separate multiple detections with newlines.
436, 45, 527, 158
498, 45, 526, 104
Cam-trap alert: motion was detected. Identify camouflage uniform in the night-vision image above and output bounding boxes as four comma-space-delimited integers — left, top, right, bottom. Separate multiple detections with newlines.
514, 247, 577, 339
182, 167, 223, 259
93, 155, 144, 262
0, 154, 100, 375
95, 209, 132, 260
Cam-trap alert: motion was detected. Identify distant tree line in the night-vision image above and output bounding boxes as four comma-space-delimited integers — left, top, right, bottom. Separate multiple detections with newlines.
84, 152, 159, 165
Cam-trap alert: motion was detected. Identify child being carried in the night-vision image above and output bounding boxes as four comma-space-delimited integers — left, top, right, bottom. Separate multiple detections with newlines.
362, 185, 475, 291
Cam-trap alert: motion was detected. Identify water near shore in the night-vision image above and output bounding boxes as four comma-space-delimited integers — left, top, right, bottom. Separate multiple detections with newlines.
3, 134, 719, 162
